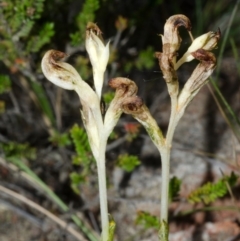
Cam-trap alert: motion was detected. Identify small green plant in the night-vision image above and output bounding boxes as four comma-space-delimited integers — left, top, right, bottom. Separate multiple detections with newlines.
117, 154, 141, 172
188, 172, 238, 204
70, 0, 100, 45
0, 142, 36, 160
169, 176, 181, 202
136, 211, 160, 230
69, 124, 95, 194
49, 131, 71, 147
0, 75, 11, 94
70, 124, 93, 166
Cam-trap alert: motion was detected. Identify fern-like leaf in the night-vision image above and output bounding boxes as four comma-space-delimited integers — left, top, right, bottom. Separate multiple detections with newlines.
26, 22, 55, 53
70, 124, 93, 165
70, 0, 100, 45
188, 172, 238, 204
117, 154, 140, 172
136, 211, 159, 229
0, 142, 36, 160
169, 176, 181, 202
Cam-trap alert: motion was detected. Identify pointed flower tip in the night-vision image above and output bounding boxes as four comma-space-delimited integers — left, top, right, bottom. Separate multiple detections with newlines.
188, 29, 220, 53
175, 29, 220, 69
86, 23, 110, 72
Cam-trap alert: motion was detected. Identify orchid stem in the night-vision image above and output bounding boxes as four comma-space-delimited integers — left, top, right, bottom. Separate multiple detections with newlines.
96, 140, 109, 241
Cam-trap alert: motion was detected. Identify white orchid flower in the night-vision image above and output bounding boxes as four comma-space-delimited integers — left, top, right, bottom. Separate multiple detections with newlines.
175, 29, 220, 70
85, 23, 110, 99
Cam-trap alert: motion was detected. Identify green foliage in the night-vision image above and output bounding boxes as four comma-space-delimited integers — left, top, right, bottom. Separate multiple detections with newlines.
0, 75, 11, 94
0, 0, 54, 63
103, 91, 115, 105
0, 142, 36, 160
117, 154, 140, 172
69, 124, 95, 194
0, 0, 44, 35
188, 172, 238, 204
70, 0, 100, 45
169, 176, 181, 202
26, 22, 55, 53
109, 130, 118, 140
124, 46, 156, 73
70, 124, 93, 166
136, 211, 159, 229
0, 0, 56, 128
108, 216, 116, 241
49, 132, 71, 147
70, 172, 86, 195
135, 46, 155, 70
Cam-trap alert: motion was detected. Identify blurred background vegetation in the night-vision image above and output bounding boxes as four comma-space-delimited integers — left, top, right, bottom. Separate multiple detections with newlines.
0, 0, 240, 240
0, 0, 239, 139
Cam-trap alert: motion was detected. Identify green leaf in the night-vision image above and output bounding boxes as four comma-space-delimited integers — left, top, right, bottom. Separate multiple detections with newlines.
135, 46, 155, 70
70, 172, 85, 194
70, 124, 93, 165
188, 172, 239, 204
169, 176, 181, 202
49, 132, 71, 147
70, 0, 100, 45
0, 142, 36, 160
103, 91, 115, 104
117, 154, 140, 172
108, 215, 116, 241
0, 75, 11, 94
136, 211, 159, 229
26, 22, 55, 53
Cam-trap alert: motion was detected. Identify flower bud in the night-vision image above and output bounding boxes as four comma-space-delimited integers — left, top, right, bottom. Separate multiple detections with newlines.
85, 23, 110, 98
104, 77, 138, 137
175, 29, 220, 70
121, 96, 165, 148
108, 77, 138, 98
178, 49, 216, 109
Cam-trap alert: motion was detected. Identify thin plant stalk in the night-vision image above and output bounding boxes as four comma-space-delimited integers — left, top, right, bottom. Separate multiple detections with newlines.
159, 99, 185, 223
120, 15, 219, 241
96, 141, 109, 240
